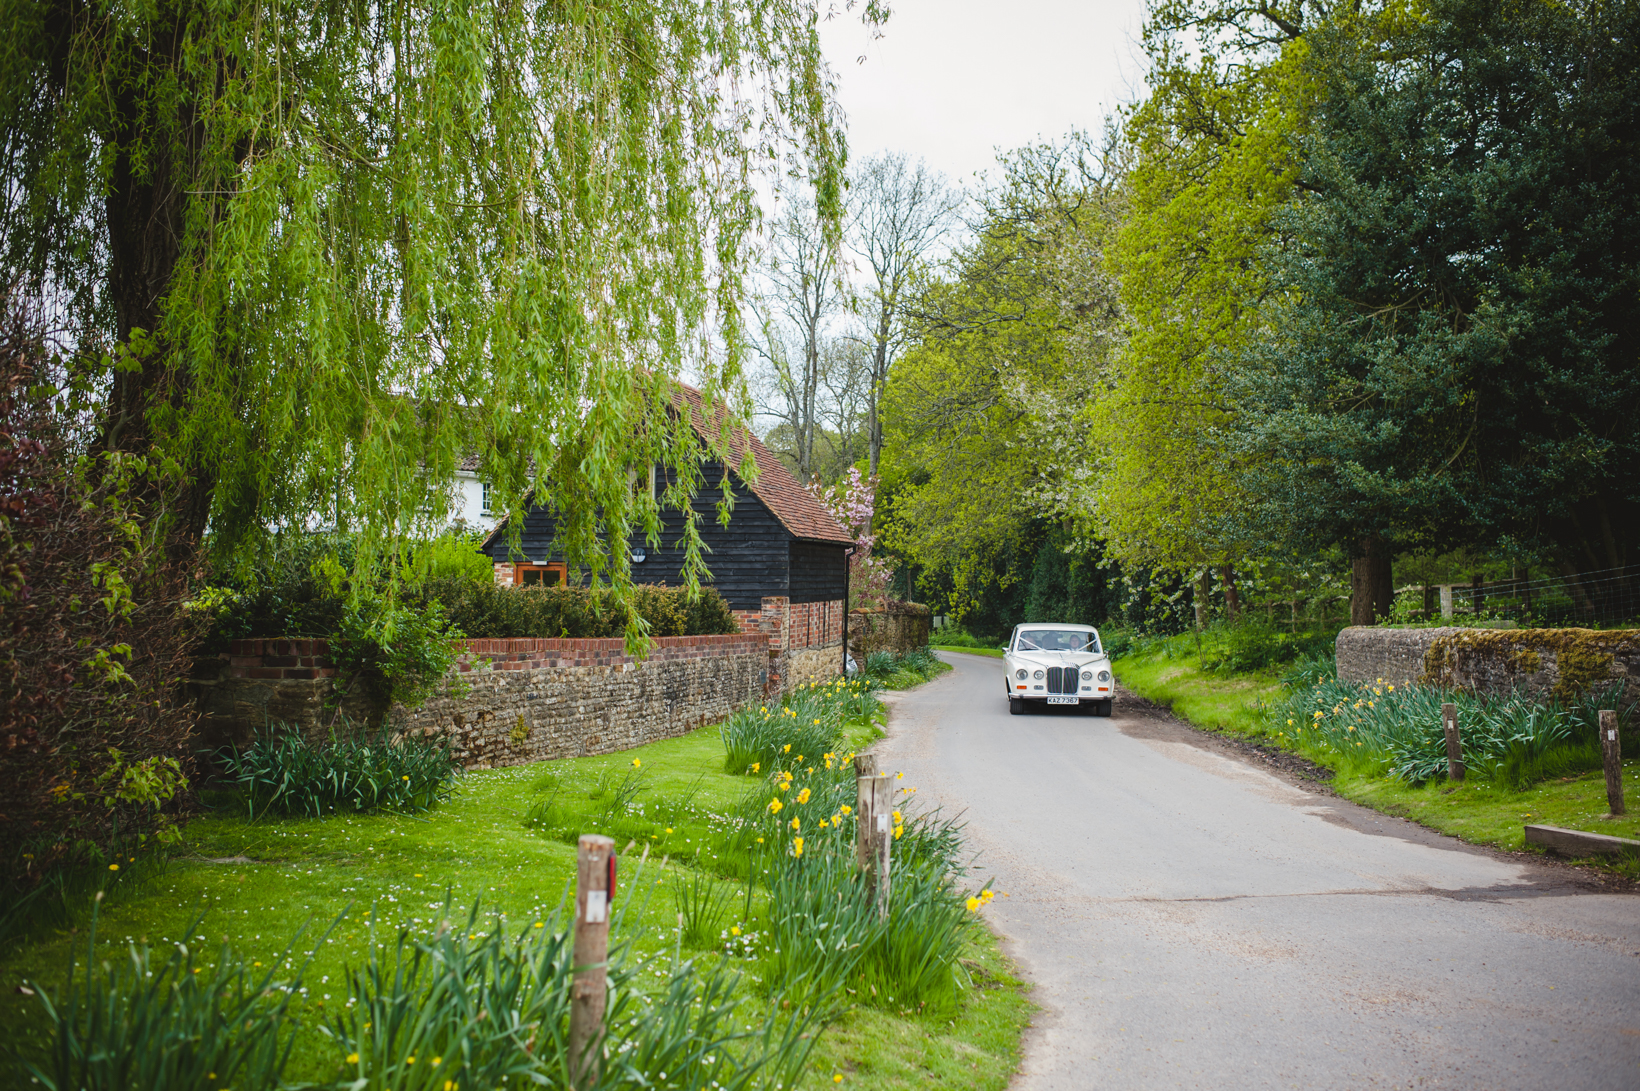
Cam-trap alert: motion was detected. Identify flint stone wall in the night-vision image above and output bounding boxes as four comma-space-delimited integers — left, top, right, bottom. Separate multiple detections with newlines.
848, 604, 932, 660
1336, 625, 1640, 704
193, 635, 767, 769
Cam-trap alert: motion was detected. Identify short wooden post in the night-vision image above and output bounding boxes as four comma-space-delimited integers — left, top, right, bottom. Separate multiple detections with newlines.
873, 791, 892, 919
1601, 710, 1625, 816
1442, 703, 1465, 782
854, 753, 878, 890
570, 835, 615, 1089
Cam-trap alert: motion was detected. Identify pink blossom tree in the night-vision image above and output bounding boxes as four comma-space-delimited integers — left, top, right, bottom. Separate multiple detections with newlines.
810, 468, 893, 608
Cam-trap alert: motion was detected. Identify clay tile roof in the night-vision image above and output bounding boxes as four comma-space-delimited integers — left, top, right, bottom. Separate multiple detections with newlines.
671, 383, 854, 545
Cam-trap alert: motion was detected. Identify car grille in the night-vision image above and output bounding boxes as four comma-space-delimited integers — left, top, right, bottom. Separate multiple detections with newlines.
1046, 666, 1078, 694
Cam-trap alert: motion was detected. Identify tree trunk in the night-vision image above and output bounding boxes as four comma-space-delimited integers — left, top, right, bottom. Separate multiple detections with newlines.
1194, 569, 1210, 630
98, 34, 215, 546
1350, 536, 1393, 624
1220, 565, 1240, 623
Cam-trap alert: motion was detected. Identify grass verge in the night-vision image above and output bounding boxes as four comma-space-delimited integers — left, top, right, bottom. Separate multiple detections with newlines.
930, 646, 1004, 659
0, 685, 1029, 1088
1113, 638, 1640, 875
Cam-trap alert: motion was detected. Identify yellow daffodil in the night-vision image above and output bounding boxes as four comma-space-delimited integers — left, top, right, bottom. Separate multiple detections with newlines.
840, 804, 851, 815
783, 744, 791, 752
769, 798, 783, 814
790, 816, 801, 831
965, 896, 980, 912
347, 1053, 359, 1065
796, 787, 811, 804
793, 837, 805, 858
731, 925, 741, 936
751, 762, 761, 773
632, 758, 641, 768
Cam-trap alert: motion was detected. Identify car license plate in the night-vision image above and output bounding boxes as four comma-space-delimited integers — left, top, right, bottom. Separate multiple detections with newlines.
1046, 697, 1077, 705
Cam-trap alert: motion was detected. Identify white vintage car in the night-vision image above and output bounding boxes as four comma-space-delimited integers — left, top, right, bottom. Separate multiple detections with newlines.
1004, 623, 1114, 716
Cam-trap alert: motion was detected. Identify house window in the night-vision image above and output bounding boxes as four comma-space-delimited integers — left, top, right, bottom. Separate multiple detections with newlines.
514, 563, 567, 587
481, 481, 493, 515
627, 464, 655, 503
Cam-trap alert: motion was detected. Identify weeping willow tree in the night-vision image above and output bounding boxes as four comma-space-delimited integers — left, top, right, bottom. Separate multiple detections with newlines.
1, 0, 875, 630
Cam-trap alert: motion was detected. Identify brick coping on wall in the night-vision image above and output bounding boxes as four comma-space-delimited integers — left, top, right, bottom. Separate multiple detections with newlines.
218, 634, 769, 680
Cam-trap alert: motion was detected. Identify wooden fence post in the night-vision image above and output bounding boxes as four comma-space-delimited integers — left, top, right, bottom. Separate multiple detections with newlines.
1601, 710, 1625, 817
874, 789, 892, 919
1442, 703, 1465, 782
570, 834, 615, 1090
854, 753, 877, 895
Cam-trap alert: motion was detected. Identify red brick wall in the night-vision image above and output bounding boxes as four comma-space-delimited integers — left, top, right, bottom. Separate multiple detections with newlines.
731, 596, 845, 653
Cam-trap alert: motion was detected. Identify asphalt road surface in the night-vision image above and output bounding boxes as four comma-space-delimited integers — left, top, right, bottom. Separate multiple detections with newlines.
874, 652, 1640, 1090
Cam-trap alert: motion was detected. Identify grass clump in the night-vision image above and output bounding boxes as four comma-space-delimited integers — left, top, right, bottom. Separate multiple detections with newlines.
861, 647, 951, 690
21, 901, 316, 1091
217, 726, 460, 818
1269, 676, 1631, 788
721, 677, 882, 776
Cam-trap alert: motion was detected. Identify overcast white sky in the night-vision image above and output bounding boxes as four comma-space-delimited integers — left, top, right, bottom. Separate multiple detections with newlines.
817, 0, 1151, 191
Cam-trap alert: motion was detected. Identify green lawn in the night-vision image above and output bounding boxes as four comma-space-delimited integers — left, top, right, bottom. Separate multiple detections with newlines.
1, 715, 1030, 1087
1112, 642, 1640, 873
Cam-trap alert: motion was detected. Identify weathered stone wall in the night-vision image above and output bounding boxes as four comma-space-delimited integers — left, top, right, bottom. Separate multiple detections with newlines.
849, 604, 932, 659
1336, 625, 1640, 704
193, 635, 767, 769
1335, 627, 1460, 688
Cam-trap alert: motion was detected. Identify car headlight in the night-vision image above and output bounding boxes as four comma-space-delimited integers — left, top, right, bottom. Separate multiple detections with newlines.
1081, 670, 1092, 680
1015, 669, 1027, 680
1098, 670, 1111, 682
1033, 669, 1044, 679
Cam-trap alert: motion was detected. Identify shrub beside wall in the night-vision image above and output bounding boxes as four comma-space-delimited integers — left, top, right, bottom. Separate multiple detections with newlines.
0, 320, 199, 902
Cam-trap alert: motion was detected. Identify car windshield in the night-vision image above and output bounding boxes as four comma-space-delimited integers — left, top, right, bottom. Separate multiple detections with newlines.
1015, 629, 1099, 653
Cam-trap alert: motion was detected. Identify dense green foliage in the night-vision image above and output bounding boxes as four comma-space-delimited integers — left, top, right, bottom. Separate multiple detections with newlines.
1, 0, 880, 644
217, 729, 460, 818
878, 0, 1640, 636
1232, 0, 1640, 572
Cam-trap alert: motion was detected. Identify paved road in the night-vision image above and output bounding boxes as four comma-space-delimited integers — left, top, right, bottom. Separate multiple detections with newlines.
876, 652, 1640, 1090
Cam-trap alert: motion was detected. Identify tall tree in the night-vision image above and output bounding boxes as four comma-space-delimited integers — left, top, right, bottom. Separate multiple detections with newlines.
1098, 0, 1319, 620
755, 194, 846, 482
847, 152, 960, 480
882, 137, 1121, 616
0, 0, 876, 610
1231, 0, 1640, 604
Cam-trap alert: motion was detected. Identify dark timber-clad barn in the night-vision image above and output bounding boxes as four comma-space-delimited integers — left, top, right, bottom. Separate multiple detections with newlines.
478, 385, 855, 689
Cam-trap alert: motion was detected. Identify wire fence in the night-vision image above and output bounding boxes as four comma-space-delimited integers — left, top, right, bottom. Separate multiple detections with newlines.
1435, 566, 1640, 627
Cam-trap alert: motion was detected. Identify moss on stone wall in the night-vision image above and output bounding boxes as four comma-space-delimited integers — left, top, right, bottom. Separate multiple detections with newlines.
1421, 628, 1637, 701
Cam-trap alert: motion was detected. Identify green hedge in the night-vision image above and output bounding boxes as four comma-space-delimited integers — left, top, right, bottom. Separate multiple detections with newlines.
423, 578, 741, 639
